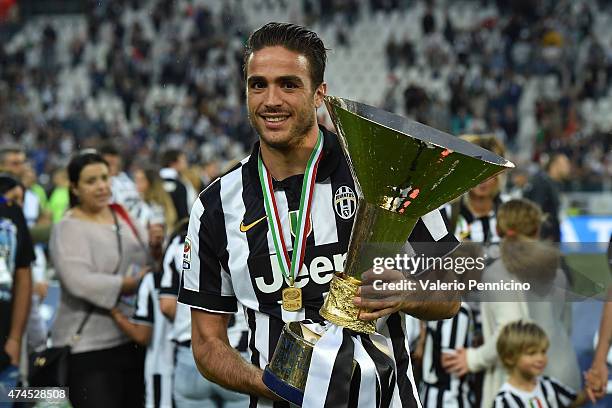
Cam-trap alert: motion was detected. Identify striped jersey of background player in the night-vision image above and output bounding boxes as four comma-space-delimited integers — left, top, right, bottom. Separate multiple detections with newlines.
178, 22, 461, 408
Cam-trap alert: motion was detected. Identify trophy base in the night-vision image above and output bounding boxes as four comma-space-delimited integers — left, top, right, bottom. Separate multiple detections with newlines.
263, 321, 361, 406
263, 322, 318, 406
320, 273, 376, 334
263, 366, 305, 406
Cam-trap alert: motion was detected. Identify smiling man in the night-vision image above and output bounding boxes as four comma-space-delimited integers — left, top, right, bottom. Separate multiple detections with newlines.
178, 22, 460, 407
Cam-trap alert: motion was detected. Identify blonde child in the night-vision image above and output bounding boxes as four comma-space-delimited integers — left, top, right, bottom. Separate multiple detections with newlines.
493, 321, 586, 408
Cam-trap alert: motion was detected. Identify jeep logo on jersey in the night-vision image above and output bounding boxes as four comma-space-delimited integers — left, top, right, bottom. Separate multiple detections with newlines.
255, 252, 347, 293
334, 186, 356, 220
289, 210, 312, 238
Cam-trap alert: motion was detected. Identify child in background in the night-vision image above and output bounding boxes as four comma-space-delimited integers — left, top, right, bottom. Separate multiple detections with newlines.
494, 320, 586, 408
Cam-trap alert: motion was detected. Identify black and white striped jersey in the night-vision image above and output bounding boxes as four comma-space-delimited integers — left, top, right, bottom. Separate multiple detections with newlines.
161, 229, 249, 349
178, 126, 458, 408
493, 377, 577, 408
448, 195, 504, 244
421, 303, 474, 408
159, 230, 191, 344
132, 272, 175, 408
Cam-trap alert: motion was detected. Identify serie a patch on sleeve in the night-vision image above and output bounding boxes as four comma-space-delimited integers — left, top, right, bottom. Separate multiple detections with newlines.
182, 237, 191, 270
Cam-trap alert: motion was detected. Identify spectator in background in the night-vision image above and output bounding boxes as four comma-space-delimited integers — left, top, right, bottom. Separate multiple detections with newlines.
181, 166, 204, 199
447, 135, 507, 244
1, 148, 51, 354
48, 167, 70, 223
50, 150, 152, 408
493, 321, 587, 408
0, 175, 23, 205
523, 153, 571, 242
133, 165, 178, 233
21, 162, 49, 224
99, 143, 143, 218
160, 149, 195, 222
19, 161, 51, 234
0, 145, 26, 179
422, 2, 436, 36
0, 174, 34, 395
110, 267, 175, 408
443, 199, 580, 407
0, 146, 51, 240
158, 219, 249, 408
584, 233, 612, 403
507, 168, 529, 199
195, 160, 220, 190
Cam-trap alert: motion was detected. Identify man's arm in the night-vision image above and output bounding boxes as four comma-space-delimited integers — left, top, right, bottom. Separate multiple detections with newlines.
402, 299, 460, 320
354, 296, 460, 321
110, 308, 153, 346
5, 266, 32, 365
593, 298, 612, 365
159, 296, 177, 321
585, 291, 612, 402
191, 308, 279, 400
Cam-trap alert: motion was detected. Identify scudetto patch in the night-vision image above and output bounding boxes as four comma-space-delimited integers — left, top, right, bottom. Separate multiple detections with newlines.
333, 186, 357, 220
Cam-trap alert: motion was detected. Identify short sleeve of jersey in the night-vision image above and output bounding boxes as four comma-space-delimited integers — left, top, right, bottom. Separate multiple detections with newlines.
492, 392, 507, 408
159, 234, 183, 297
545, 376, 577, 407
131, 273, 154, 325
178, 198, 238, 313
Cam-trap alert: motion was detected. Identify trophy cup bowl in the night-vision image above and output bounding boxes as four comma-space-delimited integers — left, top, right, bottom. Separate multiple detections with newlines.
263, 96, 515, 405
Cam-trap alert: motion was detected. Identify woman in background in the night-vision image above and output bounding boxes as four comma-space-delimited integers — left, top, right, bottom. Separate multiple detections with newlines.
50, 150, 159, 408
449, 135, 507, 244
133, 165, 177, 234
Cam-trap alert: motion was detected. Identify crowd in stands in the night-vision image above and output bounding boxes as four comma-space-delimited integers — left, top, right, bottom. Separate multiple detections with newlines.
0, 0, 610, 196
381, 0, 611, 191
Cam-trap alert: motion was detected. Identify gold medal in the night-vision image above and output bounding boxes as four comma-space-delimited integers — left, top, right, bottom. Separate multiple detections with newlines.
282, 287, 302, 312
259, 131, 324, 314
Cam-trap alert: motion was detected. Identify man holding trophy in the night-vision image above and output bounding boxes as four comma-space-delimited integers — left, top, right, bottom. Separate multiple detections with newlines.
178, 22, 513, 408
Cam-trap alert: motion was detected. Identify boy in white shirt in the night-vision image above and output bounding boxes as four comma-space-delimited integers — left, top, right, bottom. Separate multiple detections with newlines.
493, 321, 586, 408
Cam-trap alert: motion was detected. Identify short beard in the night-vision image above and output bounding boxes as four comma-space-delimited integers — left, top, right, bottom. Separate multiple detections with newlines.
250, 105, 317, 152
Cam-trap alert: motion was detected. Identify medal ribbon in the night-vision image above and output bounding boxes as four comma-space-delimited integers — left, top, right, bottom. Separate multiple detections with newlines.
258, 130, 324, 286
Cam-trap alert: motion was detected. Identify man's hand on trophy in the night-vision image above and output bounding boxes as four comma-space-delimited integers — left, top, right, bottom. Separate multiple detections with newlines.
353, 288, 404, 321
355, 266, 461, 321
353, 268, 411, 321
